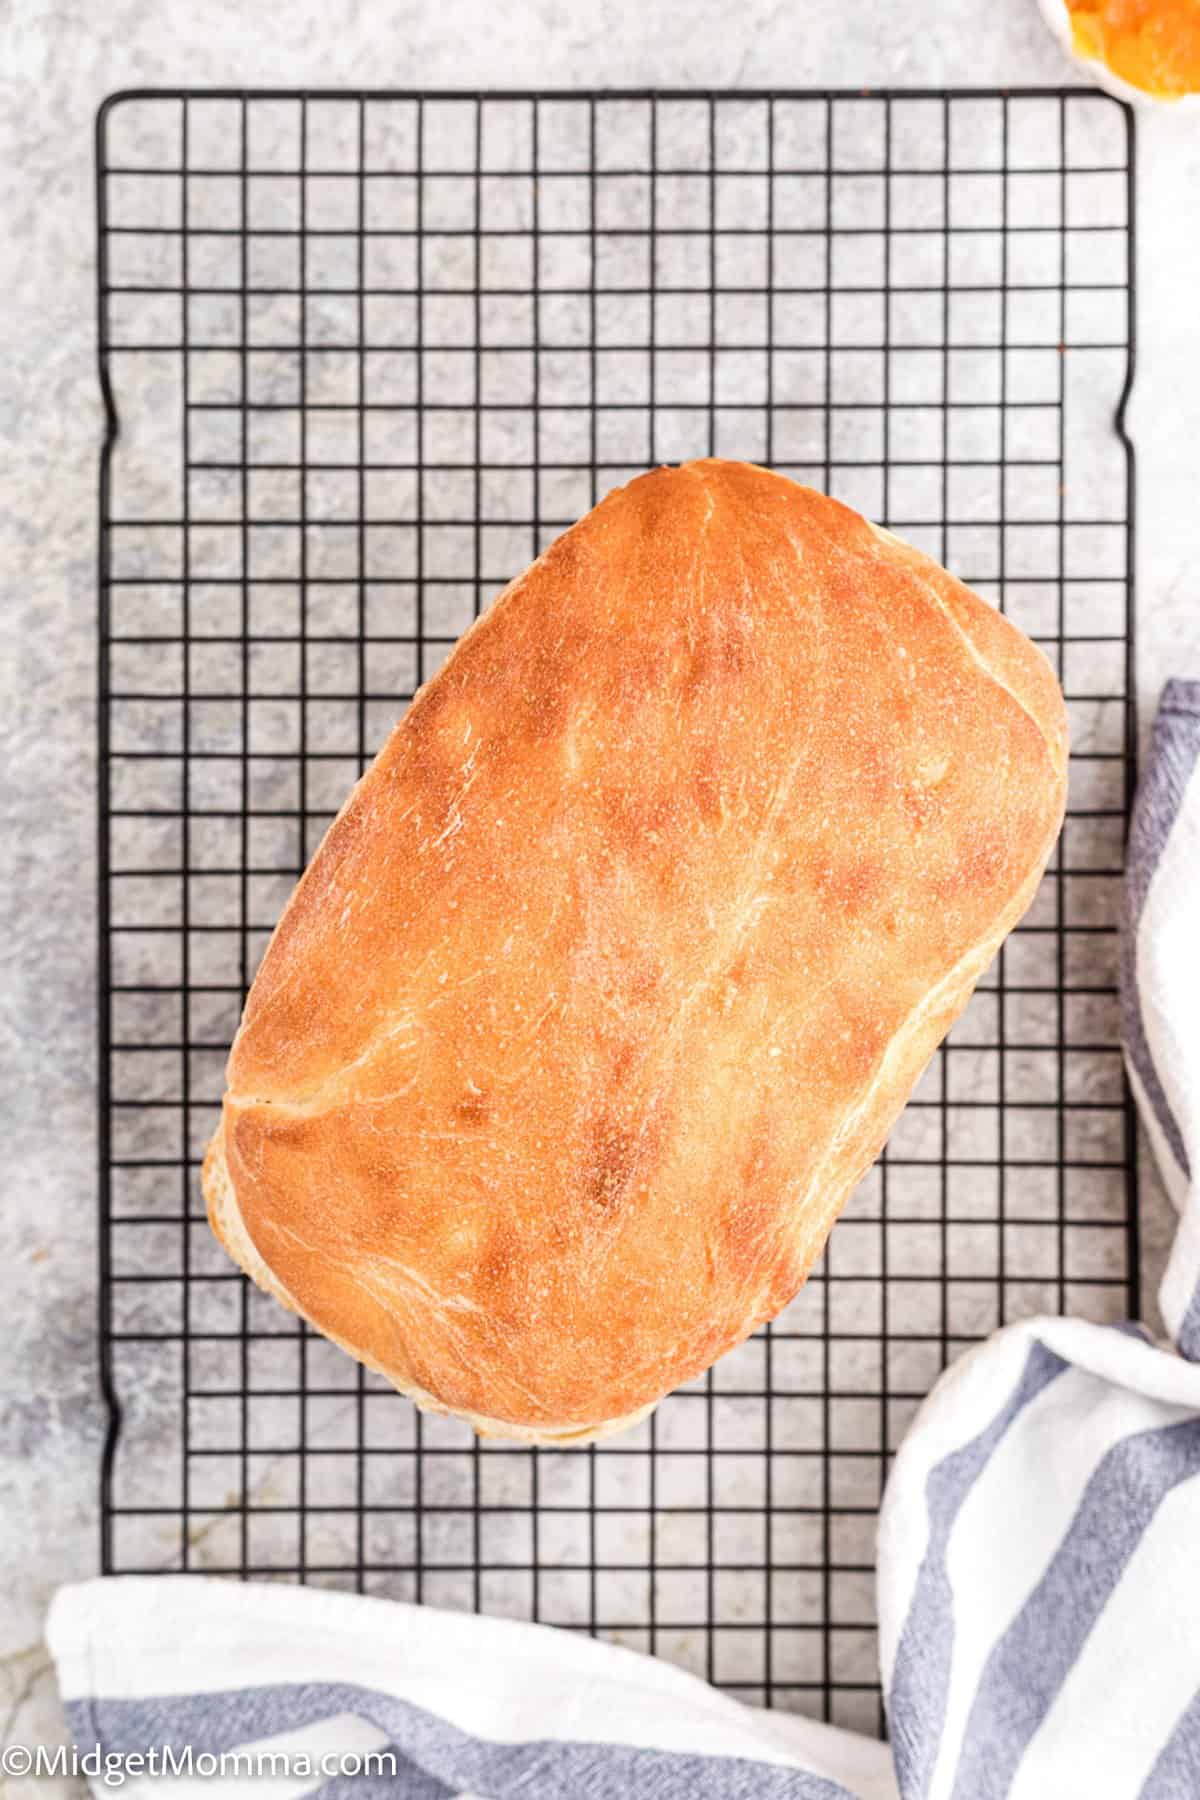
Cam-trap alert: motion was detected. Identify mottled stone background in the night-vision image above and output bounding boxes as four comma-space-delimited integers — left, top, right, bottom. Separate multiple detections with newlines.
3, 0, 1199, 1788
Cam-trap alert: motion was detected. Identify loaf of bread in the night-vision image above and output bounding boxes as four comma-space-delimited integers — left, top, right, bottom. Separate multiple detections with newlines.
205, 460, 1067, 1443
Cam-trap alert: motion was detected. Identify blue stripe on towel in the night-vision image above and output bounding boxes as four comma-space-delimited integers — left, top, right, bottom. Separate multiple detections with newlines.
313, 1743, 453, 1800
1120, 678, 1200, 1188
1138, 1687, 1200, 1798
886, 1340, 1068, 1798
309, 1743, 453, 1800
66, 1685, 860, 1800
949, 1416, 1200, 1800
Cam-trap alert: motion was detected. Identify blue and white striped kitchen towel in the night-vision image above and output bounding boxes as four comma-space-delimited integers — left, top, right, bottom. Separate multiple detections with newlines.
46, 680, 1200, 1800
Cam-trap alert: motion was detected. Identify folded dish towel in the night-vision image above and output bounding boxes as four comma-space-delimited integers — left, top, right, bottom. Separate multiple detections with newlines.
47, 681, 1200, 1800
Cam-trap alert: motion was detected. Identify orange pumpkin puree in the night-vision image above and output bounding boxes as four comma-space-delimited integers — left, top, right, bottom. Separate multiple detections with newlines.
1067, 0, 1200, 96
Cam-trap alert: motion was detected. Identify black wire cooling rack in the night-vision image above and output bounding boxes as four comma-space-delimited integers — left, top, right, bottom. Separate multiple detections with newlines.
96, 88, 1137, 1735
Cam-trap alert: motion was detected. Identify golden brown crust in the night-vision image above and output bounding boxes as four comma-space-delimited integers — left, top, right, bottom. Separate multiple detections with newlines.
205, 461, 1067, 1441
204, 1125, 652, 1444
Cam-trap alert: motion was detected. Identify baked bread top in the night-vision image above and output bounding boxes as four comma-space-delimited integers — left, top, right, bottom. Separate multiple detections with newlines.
206, 460, 1067, 1442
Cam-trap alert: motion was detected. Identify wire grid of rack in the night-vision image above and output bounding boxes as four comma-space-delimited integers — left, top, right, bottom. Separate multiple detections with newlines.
96, 88, 1137, 1735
